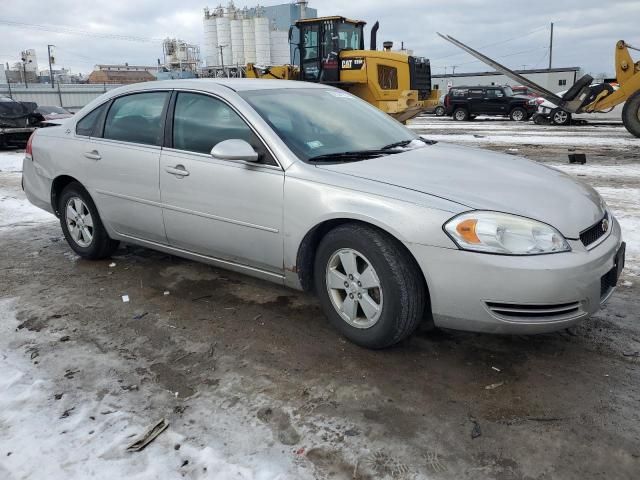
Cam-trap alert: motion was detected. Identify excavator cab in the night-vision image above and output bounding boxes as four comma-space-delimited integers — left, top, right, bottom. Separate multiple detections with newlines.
292, 16, 366, 83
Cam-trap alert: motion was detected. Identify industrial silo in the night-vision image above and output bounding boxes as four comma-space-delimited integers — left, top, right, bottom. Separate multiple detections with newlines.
216, 14, 232, 67
269, 30, 290, 65
203, 9, 219, 67
230, 17, 245, 66
254, 16, 271, 66
242, 17, 256, 64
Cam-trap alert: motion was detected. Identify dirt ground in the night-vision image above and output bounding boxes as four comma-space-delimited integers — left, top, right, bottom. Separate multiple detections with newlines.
1, 117, 639, 479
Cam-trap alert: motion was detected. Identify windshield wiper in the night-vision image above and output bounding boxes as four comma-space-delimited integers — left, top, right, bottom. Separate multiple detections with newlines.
382, 138, 438, 150
308, 150, 396, 162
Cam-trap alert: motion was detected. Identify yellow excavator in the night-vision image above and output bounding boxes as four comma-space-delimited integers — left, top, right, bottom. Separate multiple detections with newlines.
438, 33, 640, 138
246, 16, 440, 123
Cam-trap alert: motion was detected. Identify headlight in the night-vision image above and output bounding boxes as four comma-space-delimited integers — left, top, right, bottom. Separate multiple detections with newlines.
444, 211, 571, 255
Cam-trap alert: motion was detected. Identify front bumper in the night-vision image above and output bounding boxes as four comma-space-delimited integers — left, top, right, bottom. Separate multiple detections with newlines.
408, 216, 623, 334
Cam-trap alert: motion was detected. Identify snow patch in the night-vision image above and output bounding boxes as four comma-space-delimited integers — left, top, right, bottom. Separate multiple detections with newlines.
0, 298, 307, 479
0, 174, 55, 228
0, 150, 25, 173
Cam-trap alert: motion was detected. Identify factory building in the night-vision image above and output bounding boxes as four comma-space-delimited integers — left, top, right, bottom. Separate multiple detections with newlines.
432, 67, 582, 94
203, 1, 317, 68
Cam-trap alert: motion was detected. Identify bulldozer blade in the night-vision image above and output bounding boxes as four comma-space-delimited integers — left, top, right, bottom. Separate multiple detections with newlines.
436, 33, 569, 109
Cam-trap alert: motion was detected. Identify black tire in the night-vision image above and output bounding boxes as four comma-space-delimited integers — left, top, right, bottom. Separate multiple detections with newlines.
453, 108, 469, 121
551, 108, 571, 126
509, 107, 527, 121
59, 182, 119, 260
622, 91, 640, 138
314, 223, 426, 349
533, 113, 547, 125
435, 106, 445, 117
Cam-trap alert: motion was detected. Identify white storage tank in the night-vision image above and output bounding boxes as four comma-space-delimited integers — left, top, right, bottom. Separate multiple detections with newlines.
269, 30, 290, 65
242, 17, 256, 64
254, 16, 271, 66
230, 18, 245, 66
203, 10, 219, 67
216, 16, 233, 67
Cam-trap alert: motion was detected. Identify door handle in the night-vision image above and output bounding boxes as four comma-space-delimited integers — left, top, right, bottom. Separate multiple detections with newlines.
165, 165, 190, 177
84, 150, 101, 161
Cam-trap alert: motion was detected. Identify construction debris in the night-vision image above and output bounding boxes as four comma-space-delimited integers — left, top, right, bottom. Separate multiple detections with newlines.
126, 419, 169, 452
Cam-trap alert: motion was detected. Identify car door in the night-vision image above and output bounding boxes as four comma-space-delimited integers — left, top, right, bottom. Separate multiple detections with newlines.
159, 91, 284, 274
467, 88, 485, 114
484, 88, 508, 115
83, 91, 170, 244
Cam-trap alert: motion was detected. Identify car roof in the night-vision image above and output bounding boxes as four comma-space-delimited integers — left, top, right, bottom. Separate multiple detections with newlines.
106, 78, 329, 96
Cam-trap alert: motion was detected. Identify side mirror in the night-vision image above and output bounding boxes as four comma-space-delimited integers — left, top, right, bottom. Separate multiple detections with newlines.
210, 139, 259, 162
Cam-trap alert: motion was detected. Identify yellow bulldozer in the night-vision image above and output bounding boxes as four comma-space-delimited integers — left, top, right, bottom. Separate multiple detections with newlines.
246, 16, 440, 123
438, 33, 640, 138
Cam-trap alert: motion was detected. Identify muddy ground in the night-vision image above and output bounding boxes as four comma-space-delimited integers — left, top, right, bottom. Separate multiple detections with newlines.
1, 117, 639, 479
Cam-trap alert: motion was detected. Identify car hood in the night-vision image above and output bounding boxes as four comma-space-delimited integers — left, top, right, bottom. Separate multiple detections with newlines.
316, 142, 605, 239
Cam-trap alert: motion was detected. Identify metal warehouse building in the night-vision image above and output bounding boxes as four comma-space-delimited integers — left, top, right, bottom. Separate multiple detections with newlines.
432, 67, 581, 93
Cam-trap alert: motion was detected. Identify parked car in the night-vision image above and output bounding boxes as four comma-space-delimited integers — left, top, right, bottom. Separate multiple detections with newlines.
424, 93, 446, 116
0, 95, 44, 146
511, 86, 539, 99
23, 79, 624, 348
535, 84, 622, 125
36, 105, 73, 121
444, 85, 538, 121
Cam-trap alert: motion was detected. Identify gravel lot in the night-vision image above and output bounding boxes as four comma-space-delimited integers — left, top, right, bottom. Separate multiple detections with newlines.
1, 117, 639, 479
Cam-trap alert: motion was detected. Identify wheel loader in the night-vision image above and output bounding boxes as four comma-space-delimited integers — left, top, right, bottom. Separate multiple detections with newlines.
246, 16, 440, 123
438, 33, 640, 138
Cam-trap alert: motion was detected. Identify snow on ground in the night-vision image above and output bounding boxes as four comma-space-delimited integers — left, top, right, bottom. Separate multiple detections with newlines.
0, 173, 56, 228
0, 150, 25, 173
416, 132, 640, 147
0, 296, 307, 480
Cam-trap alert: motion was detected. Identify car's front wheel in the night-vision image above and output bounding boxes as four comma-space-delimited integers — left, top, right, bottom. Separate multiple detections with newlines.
551, 108, 571, 126
314, 224, 426, 349
59, 182, 119, 259
435, 105, 445, 116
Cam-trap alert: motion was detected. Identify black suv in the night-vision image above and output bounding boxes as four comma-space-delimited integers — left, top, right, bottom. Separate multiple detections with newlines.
444, 85, 537, 121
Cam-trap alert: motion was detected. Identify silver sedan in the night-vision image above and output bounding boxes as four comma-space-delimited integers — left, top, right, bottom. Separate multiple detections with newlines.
22, 79, 625, 348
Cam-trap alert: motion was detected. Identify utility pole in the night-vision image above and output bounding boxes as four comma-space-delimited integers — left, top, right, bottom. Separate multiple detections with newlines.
47, 44, 55, 88
21, 61, 27, 88
548, 22, 554, 70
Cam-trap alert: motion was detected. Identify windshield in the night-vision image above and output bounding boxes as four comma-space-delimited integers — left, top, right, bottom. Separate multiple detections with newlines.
338, 23, 362, 50
239, 88, 418, 161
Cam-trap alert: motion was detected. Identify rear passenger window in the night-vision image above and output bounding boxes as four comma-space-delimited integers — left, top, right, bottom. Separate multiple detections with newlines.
104, 92, 168, 146
469, 89, 484, 98
75, 103, 107, 137
172, 92, 276, 165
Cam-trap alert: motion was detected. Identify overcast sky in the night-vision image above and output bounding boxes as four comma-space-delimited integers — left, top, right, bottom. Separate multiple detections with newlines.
1, 0, 638, 77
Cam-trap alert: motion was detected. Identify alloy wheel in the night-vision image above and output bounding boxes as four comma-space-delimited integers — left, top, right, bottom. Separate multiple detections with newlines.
553, 110, 569, 124
325, 248, 383, 329
65, 196, 94, 247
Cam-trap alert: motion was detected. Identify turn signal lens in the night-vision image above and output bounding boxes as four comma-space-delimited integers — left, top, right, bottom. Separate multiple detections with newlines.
456, 218, 480, 244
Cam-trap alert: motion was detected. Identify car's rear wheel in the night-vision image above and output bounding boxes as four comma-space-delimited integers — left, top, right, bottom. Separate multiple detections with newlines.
509, 107, 527, 121
453, 108, 469, 121
621, 90, 640, 138
314, 223, 426, 349
435, 105, 445, 116
59, 182, 119, 259
551, 108, 571, 126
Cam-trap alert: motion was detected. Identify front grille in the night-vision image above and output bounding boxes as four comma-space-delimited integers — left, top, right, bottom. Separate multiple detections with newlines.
408, 56, 431, 100
580, 212, 609, 247
486, 301, 582, 320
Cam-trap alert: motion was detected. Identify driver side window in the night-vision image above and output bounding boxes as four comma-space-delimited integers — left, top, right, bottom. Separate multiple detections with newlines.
172, 92, 276, 166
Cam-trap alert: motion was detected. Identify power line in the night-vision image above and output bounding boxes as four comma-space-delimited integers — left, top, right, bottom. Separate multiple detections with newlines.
431, 24, 548, 62
0, 18, 164, 43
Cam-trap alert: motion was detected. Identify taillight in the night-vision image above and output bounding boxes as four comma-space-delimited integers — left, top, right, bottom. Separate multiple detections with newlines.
25, 131, 35, 161
444, 95, 450, 107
